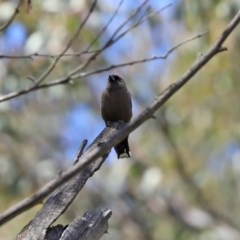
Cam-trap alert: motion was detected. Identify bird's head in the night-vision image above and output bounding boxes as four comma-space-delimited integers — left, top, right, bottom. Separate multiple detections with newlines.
108, 75, 126, 88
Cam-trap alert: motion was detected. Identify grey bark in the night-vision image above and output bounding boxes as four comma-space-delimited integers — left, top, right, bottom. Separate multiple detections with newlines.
15, 123, 124, 240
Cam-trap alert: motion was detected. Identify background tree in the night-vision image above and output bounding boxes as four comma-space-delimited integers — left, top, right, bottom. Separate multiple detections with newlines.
0, 0, 240, 239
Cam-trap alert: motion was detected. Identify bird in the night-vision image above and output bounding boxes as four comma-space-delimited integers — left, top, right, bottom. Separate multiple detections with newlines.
101, 74, 132, 158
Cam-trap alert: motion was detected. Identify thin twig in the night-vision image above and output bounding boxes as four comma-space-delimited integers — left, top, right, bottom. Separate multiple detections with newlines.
26, 0, 32, 13
0, 0, 22, 32
68, 2, 172, 77
0, 0, 122, 60
68, 0, 150, 77
86, 0, 124, 52
0, 2, 171, 61
72, 31, 208, 77
32, 0, 97, 87
110, 3, 172, 48
0, 9, 239, 226
0, 0, 169, 104
73, 139, 88, 164
27, 32, 208, 86
0, 32, 205, 103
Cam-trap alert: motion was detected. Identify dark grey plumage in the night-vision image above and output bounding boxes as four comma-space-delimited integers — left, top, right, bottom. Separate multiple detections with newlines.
101, 75, 132, 158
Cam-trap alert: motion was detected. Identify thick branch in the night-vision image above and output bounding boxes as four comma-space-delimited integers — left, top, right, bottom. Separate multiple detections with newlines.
19, 209, 112, 240
9, 125, 121, 237
59, 209, 112, 240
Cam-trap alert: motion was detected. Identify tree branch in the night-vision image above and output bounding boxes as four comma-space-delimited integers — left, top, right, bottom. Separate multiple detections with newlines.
14, 125, 117, 239
32, 0, 97, 87
0, 0, 22, 32
0, 32, 205, 103
71, 31, 208, 77
1, 124, 121, 227
59, 209, 112, 240
17, 209, 112, 240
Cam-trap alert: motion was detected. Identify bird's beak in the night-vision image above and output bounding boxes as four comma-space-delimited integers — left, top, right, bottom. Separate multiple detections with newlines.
108, 75, 115, 82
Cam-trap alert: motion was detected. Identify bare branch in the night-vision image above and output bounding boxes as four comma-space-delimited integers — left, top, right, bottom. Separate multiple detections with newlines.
108, 2, 172, 49
0, 10, 239, 226
73, 31, 208, 77
59, 209, 112, 240
0, 0, 121, 61
0, 123, 120, 226
32, 0, 97, 87
15, 127, 114, 239
67, 0, 151, 77
0, 0, 22, 32
73, 139, 88, 164
85, 0, 124, 52
16, 209, 112, 240
0, 2, 171, 61
69, 2, 173, 78
26, 0, 32, 13
0, 32, 205, 103
0, 1, 171, 104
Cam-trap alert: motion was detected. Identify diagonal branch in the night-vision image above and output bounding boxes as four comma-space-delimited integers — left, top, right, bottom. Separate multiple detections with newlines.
85, 0, 124, 52
0, 8, 239, 228
67, 0, 151, 77
32, 0, 97, 87
0, 0, 23, 32
15, 128, 113, 239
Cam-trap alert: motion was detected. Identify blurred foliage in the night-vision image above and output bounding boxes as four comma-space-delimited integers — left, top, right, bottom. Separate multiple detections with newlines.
0, 0, 240, 239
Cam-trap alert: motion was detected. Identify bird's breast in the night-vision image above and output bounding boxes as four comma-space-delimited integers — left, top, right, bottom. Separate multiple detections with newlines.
101, 89, 132, 123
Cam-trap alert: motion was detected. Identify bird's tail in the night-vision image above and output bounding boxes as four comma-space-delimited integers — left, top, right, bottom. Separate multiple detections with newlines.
114, 137, 131, 159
